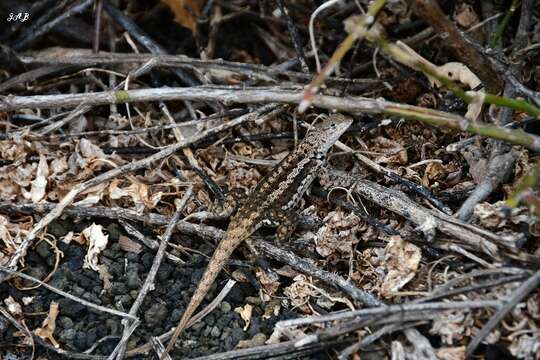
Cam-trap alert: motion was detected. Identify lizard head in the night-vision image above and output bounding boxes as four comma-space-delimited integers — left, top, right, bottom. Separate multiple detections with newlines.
304, 113, 353, 155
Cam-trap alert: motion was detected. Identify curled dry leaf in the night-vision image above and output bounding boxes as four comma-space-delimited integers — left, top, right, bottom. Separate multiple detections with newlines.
222, 157, 261, 192
0, 215, 18, 256
455, 4, 478, 27
368, 137, 408, 165
4, 296, 23, 317
380, 236, 421, 298
474, 201, 534, 230
73, 182, 108, 207
436, 346, 466, 360
34, 301, 60, 348
161, 0, 205, 33
118, 235, 143, 254
81, 223, 109, 271
255, 268, 280, 297
283, 274, 316, 312
430, 311, 473, 345
26, 154, 48, 203
315, 210, 361, 257
79, 138, 107, 160
262, 300, 281, 320
509, 333, 540, 360
109, 178, 161, 212
234, 304, 253, 331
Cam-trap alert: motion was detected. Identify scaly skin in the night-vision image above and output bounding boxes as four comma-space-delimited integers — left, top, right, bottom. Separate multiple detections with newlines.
164, 114, 352, 356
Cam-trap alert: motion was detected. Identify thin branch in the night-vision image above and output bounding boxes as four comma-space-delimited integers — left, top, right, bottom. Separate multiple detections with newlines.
2, 86, 539, 151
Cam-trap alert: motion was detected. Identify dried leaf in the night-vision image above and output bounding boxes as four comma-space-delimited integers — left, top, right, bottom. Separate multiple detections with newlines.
4, 296, 23, 316
82, 223, 109, 271
369, 137, 408, 165
234, 304, 253, 331
73, 183, 108, 207
315, 210, 361, 257
161, 0, 205, 33
34, 301, 60, 348
509, 333, 540, 359
0, 215, 17, 255
255, 268, 280, 296
455, 4, 478, 27
118, 235, 143, 254
109, 178, 161, 211
380, 236, 421, 298
283, 274, 316, 312
436, 346, 466, 360
28, 155, 49, 203
430, 311, 473, 345
262, 300, 280, 320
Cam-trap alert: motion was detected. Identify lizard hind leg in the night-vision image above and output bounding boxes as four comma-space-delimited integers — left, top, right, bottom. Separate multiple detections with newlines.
272, 210, 299, 244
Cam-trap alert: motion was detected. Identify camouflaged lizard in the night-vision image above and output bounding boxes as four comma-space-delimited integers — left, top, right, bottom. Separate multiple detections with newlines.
164, 114, 353, 355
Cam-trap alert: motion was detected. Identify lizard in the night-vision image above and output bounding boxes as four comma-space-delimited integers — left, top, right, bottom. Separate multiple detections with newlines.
164, 113, 353, 355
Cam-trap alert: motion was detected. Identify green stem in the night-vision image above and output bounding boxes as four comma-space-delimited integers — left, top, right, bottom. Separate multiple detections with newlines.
507, 163, 540, 209
371, 32, 540, 118
489, 0, 521, 48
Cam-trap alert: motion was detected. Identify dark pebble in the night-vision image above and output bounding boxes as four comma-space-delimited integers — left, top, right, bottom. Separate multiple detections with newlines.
48, 220, 70, 238
110, 282, 128, 295
57, 316, 74, 329
81, 292, 101, 304
115, 294, 132, 306
144, 303, 168, 326
74, 331, 87, 349
85, 327, 97, 347
58, 298, 85, 317
156, 263, 173, 282
125, 252, 139, 262
106, 223, 122, 242
108, 262, 124, 277
35, 241, 51, 258
58, 328, 76, 342
141, 252, 154, 268
106, 319, 119, 334
126, 270, 141, 289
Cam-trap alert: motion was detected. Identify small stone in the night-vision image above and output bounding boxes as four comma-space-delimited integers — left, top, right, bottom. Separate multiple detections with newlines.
126, 271, 141, 289
110, 282, 128, 296
81, 292, 101, 304
71, 286, 85, 297
251, 333, 267, 346
106, 319, 119, 334
48, 220, 70, 238
58, 328, 76, 342
192, 321, 205, 332
220, 301, 231, 313
144, 303, 168, 327
35, 241, 51, 258
86, 328, 97, 346
210, 326, 221, 338
57, 316, 73, 329
106, 223, 122, 242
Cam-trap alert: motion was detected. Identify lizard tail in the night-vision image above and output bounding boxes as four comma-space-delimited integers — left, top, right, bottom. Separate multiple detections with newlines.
164, 235, 239, 355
